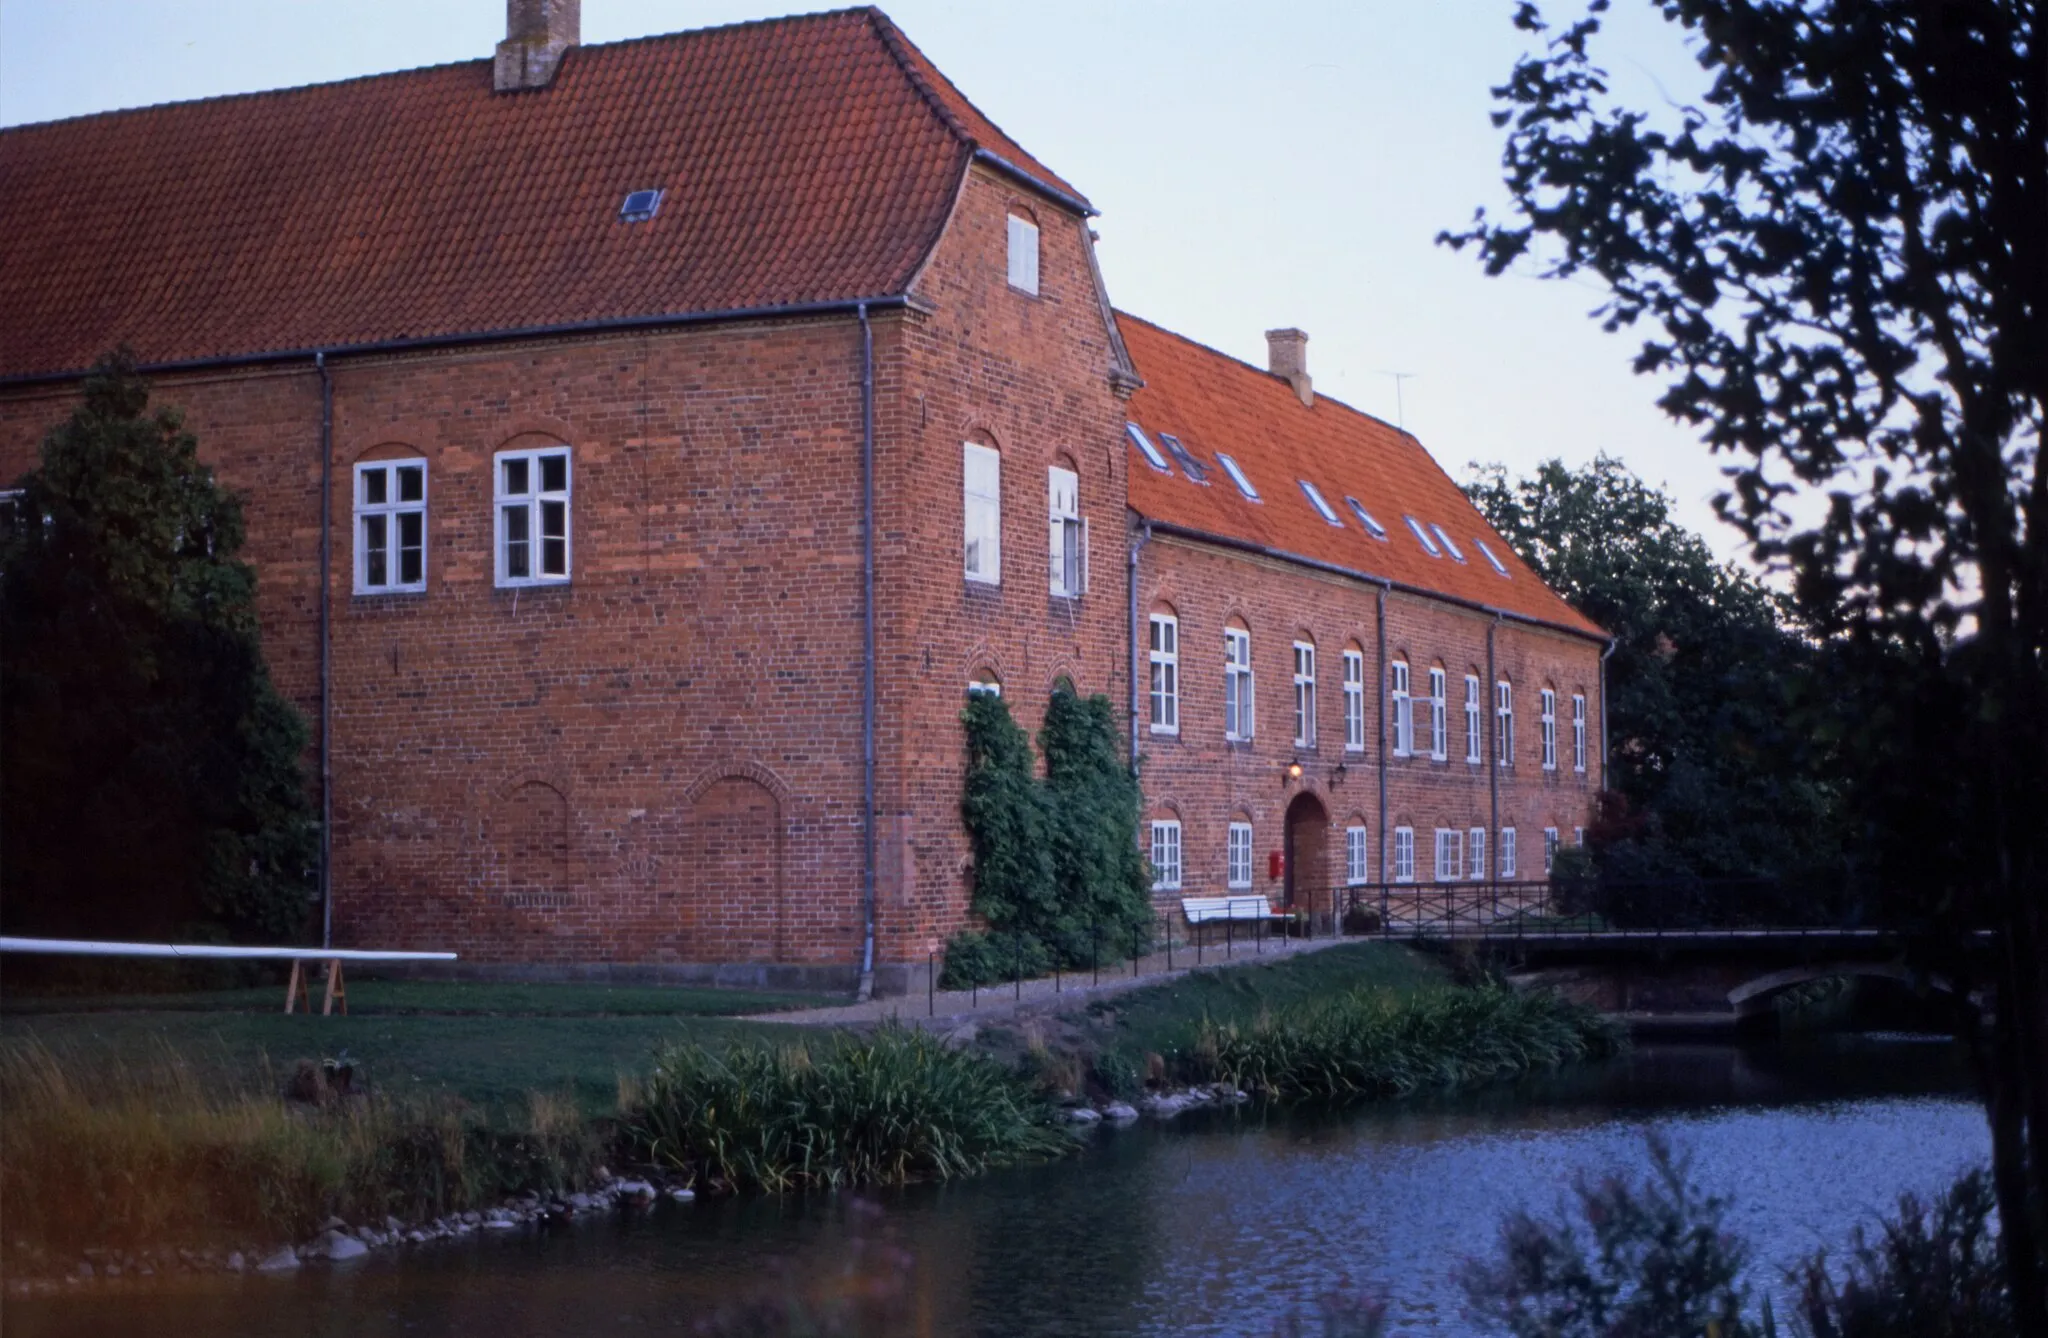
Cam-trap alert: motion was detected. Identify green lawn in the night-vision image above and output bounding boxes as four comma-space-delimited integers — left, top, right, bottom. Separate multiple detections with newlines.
0, 979, 834, 1118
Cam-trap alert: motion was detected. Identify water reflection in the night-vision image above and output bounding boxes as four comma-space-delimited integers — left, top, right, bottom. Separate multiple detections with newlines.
4, 1037, 1988, 1338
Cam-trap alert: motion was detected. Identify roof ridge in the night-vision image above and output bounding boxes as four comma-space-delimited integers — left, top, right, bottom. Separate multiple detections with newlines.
862, 8, 978, 153
1113, 309, 1415, 445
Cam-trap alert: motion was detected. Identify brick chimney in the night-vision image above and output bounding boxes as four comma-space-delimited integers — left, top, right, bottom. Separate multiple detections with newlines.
1266, 328, 1313, 407
495, 0, 580, 91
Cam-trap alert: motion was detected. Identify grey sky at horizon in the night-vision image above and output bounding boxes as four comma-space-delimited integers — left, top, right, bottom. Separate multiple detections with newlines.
1, 1, 1758, 567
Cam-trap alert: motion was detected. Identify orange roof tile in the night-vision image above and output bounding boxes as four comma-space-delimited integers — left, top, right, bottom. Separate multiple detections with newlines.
1119, 312, 1606, 640
0, 7, 1088, 380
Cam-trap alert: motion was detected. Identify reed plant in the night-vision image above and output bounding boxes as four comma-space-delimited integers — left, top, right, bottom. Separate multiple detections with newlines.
631, 1025, 1070, 1192
0, 1038, 602, 1256
1195, 985, 1623, 1102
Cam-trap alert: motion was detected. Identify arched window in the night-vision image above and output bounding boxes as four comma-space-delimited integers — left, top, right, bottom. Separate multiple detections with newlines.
1007, 206, 1039, 295
495, 441, 571, 587
1226, 813, 1254, 889
1342, 642, 1366, 752
1224, 620, 1254, 741
967, 669, 1002, 698
963, 441, 1001, 584
1572, 692, 1588, 773
1149, 810, 1183, 890
1048, 461, 1087, 597
1389, 657, 1412, 756
1149, 607, 1179, 734
1292, 637, 1317, 746
1426, 663, 1447, 761
1496, 678, 1515, 766
1344, 819, 1370, 887
1540, 686, 1558, 771
1464, 673, 1483, 763
354, 454, 427, 594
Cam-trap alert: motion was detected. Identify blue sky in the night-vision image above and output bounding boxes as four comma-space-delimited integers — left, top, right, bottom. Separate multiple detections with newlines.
1, 1, 1747, 562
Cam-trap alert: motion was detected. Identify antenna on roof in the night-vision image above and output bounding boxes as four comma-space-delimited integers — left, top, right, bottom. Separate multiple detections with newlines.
1377, 371, 1416, 430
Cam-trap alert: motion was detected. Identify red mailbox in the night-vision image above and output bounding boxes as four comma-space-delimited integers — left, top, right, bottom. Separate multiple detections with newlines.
1268, 850, 1285, 881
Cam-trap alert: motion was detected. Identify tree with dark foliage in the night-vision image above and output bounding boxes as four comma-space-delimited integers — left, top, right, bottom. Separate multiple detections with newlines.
1444, 2, 2046, 1325
0, 355, 316, 942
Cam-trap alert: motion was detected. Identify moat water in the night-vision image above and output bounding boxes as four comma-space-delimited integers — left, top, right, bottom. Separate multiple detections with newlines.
6, 1035, 1988, 1337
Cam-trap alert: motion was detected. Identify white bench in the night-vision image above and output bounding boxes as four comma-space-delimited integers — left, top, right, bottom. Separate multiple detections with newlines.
1180, 895, 1282, 926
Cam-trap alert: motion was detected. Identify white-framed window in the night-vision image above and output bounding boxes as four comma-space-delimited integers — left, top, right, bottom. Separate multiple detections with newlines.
1048, 465, 1087, 597
495, 446, 570, 587
963, 442, 1001, 584
1292, 641, 1317, 746
1543, 827, 1560, 874
1541, 688, 1558, 770
1405, 515, 1442, 557
1126, 422, 1171, 473
1300, 479, 1342, 526
1434, 828, 1464, 883
1464, 674, 1482, 763
1496, 680, 1515, 766
1216, 452, 1260, 501
1224, 627, 1255, 740
1572, 694, 1588, 772
1346, 826, 1369, 886
1343, 650, 1366, 752
1007, 212, 1039, 294
1227, 822, 1253, 889
1500, 826, 1518, 879
1390, 659, 1412, 756
1468, 827, 1488, 881
1148, 614, 1179, 734
1393, 827, 1415, 883
1346, 497, 1389, 540
967, 672, 1002, 698
1574, 826, 1585, 847
1427, 667, 1447, 761
1430, 524, 1467, 563
354, 459, 427, 594
1475, 537, 1511, 576
1150, 820, 1183, 890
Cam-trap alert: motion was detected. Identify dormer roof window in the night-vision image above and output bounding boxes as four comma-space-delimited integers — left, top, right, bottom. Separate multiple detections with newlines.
1157, 433, 1209, 484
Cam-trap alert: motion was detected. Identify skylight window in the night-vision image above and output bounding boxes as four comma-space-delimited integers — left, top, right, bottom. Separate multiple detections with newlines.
1430, 524, 1466, 562
1404, 515, 1442, 557
1157, 433, 1209, 484
1216, 453, 1260, 501
619, 189, 664, 223
1299, 479, 1342, 526
1346, 497, 1388, 540
1125, 423, 1171, 473
1474, 537, 1511, 577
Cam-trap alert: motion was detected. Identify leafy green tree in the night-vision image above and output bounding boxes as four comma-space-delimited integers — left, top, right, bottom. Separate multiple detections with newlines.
1465, 456, 1842, 884
0, 354, 316, 941
1040, 686, 1153, 961
1443, 2, 2047, 1321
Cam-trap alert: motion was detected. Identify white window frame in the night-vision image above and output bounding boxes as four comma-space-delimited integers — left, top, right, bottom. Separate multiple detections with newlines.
1300, 479, 1342, 526
1543, 827, 1560, 874
1468, 827, 1488, 881
1007, 213, 1039, 295
1292, 641, 1317, 747
1150, 820, 1183, 891
1475, 537, 1511, 576
1433, 828, 1463, 884
1541, 688, 1558, 771
1148, 614, 1179, 734
1404, 515, 1442, 557
1048, 465, 1087, 597
1496, 680, 1515, 767
1346, 497, 1388, 540
963, 443, 1001, 585
1390, 660, 1412, 757
354, 458, 428, 595
1464, 674, 1482, 763
1500, 826, 1518, 879
1574, 826, 1585, 847
1393, 827, 1415, 883
1346, 826, 1369, 886
967, 675, 1002, 698
1430, 524, 1467, 562
1573, 694, 1588, 773
494, 446, 571, 588
1427, 667, 1447, 761
1227, 822, 1254, 890
1224, 627, 1255, 741
1126, 422, 1171, 473
1343, 650, 1366, 753
1216, 452, 1261, 501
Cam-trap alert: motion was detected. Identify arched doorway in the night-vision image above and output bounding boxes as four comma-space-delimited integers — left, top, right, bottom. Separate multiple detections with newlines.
1283, 791, 1329, 914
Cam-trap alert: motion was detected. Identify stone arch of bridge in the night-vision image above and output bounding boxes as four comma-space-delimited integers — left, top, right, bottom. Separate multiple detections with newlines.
1726, 961, 1963, 1019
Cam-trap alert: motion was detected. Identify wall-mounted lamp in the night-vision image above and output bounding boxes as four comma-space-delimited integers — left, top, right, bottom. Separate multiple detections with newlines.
1282, 760, 1304, 786
1331, 761, 1348, 788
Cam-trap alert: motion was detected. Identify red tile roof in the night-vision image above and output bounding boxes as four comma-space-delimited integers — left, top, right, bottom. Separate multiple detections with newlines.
1119, 312, 1606, 640
0, 7, 1086, 380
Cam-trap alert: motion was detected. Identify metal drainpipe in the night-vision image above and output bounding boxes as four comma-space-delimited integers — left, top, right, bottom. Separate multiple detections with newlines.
316, 352, 334, 949
1127, 521, 1152, 776
1599, 637, 1617, 795
1375, 586, 1388, 895
856, 304, 878, 1002
1487, 615, 1502, 882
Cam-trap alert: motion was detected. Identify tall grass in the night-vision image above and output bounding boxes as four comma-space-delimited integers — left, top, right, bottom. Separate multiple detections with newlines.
0, 1038, 601, 1255
631, 1025, 1071, 1192
1195, 986, 1623, 1102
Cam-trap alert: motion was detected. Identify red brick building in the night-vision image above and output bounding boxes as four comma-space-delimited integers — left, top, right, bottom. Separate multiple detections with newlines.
0, 4, 1604, 992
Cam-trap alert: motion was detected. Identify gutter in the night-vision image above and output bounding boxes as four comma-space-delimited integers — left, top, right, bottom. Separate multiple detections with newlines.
316, 352, 334, 949
1128, 520, 1153, 776
970, 148, 1097, 219
856, 303, 879, 1002
1487, 614, 1502, 883
1139, 519, 1608, 646
0, 296, 916, 390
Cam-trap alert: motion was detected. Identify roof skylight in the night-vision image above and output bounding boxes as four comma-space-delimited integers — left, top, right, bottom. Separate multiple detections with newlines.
1346, 497, 1388, 540
1156, 433, 1209, 484
1404, 514, 1442, 557
1216, 453, 1260, 501
619, 189, 664, 223
1125, 423, 1171, 473
1474, 537, 1511, 577
1430, 524, 1466, 562
1299, 479, 1341, 526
